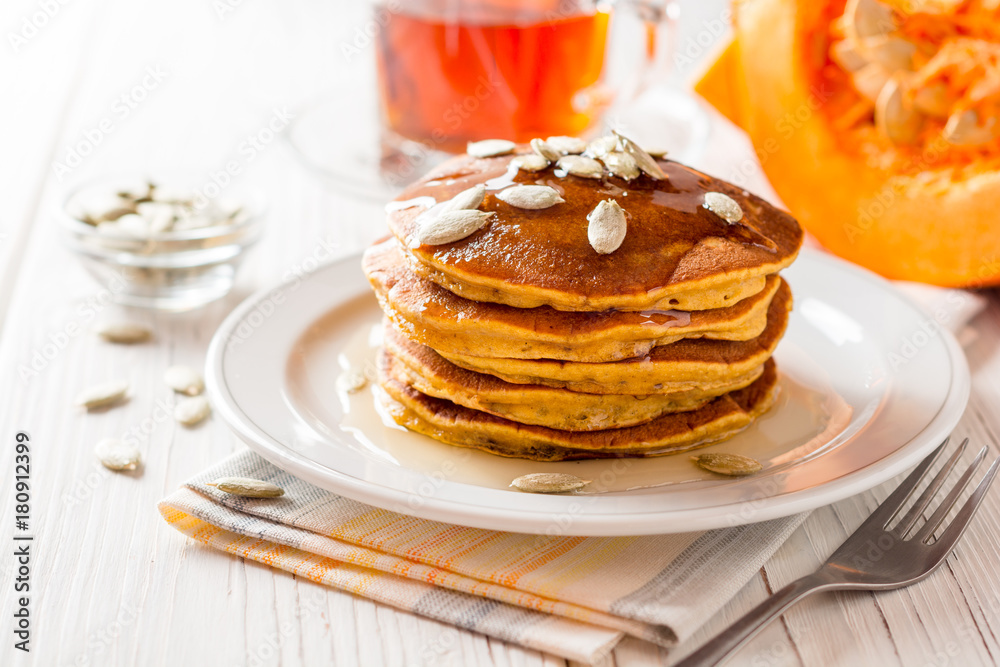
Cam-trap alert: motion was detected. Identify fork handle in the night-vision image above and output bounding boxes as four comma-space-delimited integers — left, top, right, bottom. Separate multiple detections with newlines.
674, 573, 838, 667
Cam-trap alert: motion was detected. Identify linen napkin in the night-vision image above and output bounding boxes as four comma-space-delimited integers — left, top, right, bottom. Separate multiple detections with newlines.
158, 281, 986, 663
159, 451, 806, 662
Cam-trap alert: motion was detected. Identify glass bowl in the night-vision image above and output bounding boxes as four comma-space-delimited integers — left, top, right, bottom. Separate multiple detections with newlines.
57, 178, 266, 311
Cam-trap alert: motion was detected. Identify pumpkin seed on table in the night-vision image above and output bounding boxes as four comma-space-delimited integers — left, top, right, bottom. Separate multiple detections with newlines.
95, 322, 153, 344
510, 154, 549, 172
556, 155, 604, 179
207, 477, 285, 498
587, 199, 628, 255
175, 395, 211, 426
495, 185, 565, 210
95, 438, 142, 471
75, 380, 129, 410
703, 192, 745, 224
466, 139, 515, 158
164, 365, 204, 396
691, 453, 763, 476
510, 473, 590, 494
416, 209, 494, 245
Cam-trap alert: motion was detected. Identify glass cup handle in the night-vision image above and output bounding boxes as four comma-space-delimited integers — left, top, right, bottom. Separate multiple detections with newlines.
617, 0, 680, 104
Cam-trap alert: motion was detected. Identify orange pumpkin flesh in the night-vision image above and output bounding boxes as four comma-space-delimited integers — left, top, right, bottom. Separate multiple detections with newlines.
696, 0, 1000, 288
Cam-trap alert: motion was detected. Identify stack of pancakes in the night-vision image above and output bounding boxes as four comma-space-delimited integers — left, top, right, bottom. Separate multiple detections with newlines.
363, 142, 803, 461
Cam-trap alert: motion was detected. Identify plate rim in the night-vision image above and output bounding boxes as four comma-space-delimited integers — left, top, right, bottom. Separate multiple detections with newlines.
206, 247, 970, 535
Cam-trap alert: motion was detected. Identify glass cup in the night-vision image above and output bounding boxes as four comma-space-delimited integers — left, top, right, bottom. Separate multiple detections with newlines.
287, 0, 707, 199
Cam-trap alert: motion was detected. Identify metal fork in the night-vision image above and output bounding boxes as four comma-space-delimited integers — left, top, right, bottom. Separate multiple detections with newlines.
676, 438, 1000, 667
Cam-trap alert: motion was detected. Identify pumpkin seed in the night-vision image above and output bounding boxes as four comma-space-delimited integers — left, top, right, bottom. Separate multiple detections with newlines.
875, 75, 922, 145
164, 365, 204, 396
862, 35, 916, 71
438, 184, 486, 214
831, 39, 868, 73
95, 438, 142, 471
843, 0, 895, 42
613, 130, 667, 180
466, 139, 515, 158
336, 368, 369, 394
545, 135, 587, 155
510, 154, 549, 172
96, 322, 153, 344
556, 155, 604, 179
584, 135, 619, 158
510, 473, 590, 494
850, 63, 891, 102
115, 213, 151, 237
691, 453, 763, 476
587, 199, 628, 254
417, 209, 494, 245
207, 477, 285, 498
75, 380, 129, 409
137, 201, 176, 233
530, 138, 561, 162
703, 192, 745, 224
943, 109, 998, 146
600, 151, 640, 180
911, 82, 953, 118
175, 395, 211, 426
495, 185, 565, 210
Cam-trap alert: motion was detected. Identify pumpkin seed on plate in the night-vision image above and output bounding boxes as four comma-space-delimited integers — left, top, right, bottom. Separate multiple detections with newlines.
510, 473, 590, 494
336, 368, 369, 394
691, 453, 763, 476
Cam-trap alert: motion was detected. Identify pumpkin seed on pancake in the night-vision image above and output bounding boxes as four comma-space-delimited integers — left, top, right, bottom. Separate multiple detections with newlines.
363, 238, 782, 363
387, 150, 802, 312
380, 326, 747, 432
376, 359, 779, 462
436, 279, 791, 395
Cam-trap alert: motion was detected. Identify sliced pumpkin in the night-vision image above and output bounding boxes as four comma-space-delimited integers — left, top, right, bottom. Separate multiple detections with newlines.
696, 0, 1000, 287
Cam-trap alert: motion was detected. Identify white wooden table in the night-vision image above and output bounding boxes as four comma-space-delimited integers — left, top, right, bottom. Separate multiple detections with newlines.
3, 1, 1000, 665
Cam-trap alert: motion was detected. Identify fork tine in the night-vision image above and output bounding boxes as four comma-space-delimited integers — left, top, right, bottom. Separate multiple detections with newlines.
895, 438, 969, 537
927, 457, 1000, 560
913, 447, 988, 543
863, 438, 950, 530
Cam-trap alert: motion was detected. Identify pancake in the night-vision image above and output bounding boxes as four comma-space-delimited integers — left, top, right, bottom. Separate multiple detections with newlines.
365, 237, 782, 363
381, 326, 753, 431
387, 150, 803, 311
438, 278, 791, 395
377, 358, 779, 461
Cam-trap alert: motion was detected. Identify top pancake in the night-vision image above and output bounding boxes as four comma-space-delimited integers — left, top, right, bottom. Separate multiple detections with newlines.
387, 149, 803, 311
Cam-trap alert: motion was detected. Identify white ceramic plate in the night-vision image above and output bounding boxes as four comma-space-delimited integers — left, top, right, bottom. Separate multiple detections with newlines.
206, 248, 969, 535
